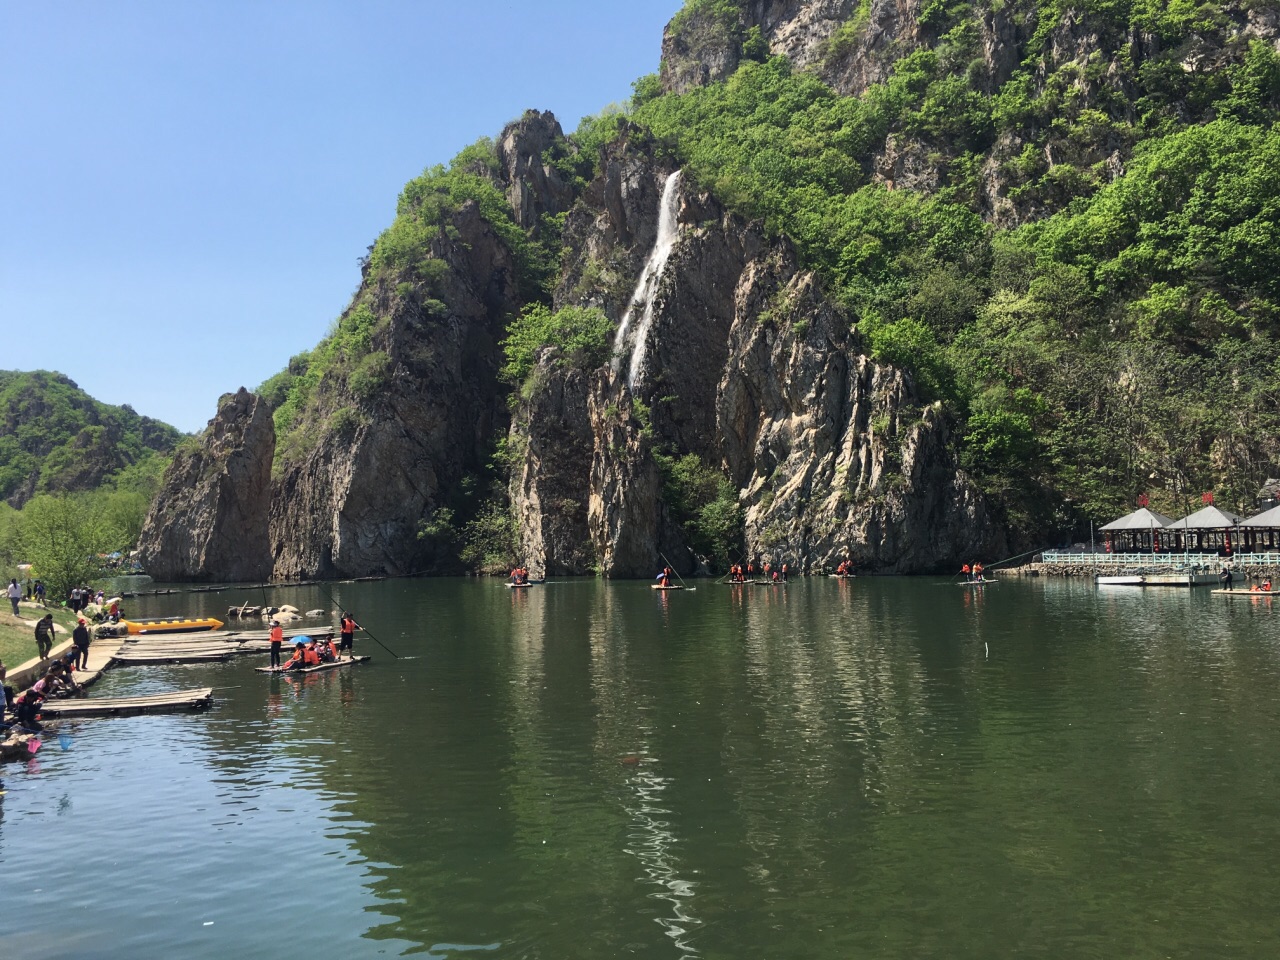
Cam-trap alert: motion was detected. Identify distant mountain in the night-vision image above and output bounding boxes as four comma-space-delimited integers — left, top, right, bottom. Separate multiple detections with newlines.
0, 370, 185, 506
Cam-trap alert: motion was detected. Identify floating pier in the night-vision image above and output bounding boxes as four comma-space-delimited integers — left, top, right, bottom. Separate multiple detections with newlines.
38, 688, 214, 718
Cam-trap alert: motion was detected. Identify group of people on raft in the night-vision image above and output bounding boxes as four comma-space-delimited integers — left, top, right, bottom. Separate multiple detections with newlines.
959, 562, 988, 582
726, 561, 790, 583
509, 566, 533, 585
267, 612, 360, 670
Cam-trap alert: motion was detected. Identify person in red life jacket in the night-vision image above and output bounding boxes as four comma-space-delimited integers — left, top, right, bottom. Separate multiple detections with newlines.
1264, 579, 1273, 592
747, 561, 755, 578
762, 562, 772, 580
973, 562, 985, 582
961, 563, 971, 581
325, 638, 340, 662
281, 641, 320, 671
268, 620, 285, 669
339, 612, 360, 655
780, 563, 789, 582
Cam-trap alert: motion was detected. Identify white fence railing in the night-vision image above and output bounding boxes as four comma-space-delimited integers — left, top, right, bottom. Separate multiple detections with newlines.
1039, 551, 1280, 568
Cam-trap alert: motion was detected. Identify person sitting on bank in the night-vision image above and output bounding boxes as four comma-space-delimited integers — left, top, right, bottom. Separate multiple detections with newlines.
13, 684, 46, 730
43, 662, 79, 699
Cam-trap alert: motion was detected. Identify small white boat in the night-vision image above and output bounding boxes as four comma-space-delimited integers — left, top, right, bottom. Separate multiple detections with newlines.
1096, 574, 1145, 586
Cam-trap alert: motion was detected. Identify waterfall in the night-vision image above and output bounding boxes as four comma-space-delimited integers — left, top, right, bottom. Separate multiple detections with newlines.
611, 170, 683, 388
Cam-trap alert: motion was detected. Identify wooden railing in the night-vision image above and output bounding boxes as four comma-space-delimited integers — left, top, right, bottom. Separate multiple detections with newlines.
1039, 551, 1280, 568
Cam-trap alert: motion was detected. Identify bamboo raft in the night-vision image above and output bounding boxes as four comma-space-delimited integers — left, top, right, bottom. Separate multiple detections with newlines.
38, 688, 214, 718
255, 655, 370, 675
1212, 589, 1276, 597
110, 625, 339, 666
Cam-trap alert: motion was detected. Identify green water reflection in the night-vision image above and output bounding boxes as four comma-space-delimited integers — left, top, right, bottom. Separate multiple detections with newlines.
4, 577, 1280, 958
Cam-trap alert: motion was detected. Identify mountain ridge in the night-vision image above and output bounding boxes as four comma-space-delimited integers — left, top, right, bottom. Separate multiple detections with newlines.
137, 0, 1280, 579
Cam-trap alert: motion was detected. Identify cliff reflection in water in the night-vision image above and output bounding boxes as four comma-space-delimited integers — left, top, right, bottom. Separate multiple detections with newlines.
121, 576, 1280, 959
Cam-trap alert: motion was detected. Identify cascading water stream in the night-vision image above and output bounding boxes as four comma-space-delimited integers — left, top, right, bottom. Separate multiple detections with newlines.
611, 170, 683, 389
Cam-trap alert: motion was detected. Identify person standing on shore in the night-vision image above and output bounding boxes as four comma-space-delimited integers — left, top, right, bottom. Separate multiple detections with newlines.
339, 612, 359, 657
72, 617, 91, 670
34, 613, 54, 660
7, 579, 20, 615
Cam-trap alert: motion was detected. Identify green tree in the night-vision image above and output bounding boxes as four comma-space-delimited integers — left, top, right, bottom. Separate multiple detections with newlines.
16, 494, 112, 598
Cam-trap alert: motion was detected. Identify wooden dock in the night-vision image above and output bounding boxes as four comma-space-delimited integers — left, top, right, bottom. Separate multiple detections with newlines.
108, 624, 336, 666
38, 688, 214, 718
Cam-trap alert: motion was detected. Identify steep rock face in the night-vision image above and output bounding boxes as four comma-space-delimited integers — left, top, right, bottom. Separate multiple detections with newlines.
717, 256, 999, 571
137, 388, 274, 582
508, 355, 596, 577
586, 378, 684, 576
269, 199, 519, 579
510, 136, 994, 575
496, 110, 577, 233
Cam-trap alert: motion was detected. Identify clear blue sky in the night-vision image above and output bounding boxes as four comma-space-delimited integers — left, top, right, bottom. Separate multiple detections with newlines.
1, 0, 681, 433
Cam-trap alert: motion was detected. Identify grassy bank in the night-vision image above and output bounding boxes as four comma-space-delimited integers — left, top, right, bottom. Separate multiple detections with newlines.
0, 603, 77, 674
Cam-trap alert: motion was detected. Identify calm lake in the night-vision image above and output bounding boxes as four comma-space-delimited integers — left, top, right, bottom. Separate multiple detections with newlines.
3, 576, 1279, 958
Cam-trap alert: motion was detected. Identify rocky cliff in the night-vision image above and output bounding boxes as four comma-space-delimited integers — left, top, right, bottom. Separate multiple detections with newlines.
507, 130, 995, 577
138, 0, 1275, 580
137, 388, 274, 581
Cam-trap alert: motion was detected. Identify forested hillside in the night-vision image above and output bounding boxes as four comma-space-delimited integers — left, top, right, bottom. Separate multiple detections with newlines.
0, 370, 183, 507
144, 0, 1280, 579
625, 0, 1280, 527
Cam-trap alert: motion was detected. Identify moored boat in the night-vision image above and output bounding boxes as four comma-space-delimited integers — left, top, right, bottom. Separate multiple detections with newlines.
121, 617, 225, 635
1095, 575, 1144, 586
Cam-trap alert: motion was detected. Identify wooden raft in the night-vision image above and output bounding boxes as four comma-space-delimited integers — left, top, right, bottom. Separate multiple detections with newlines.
1212, 588, 1276, 597
38, 688, 214, 718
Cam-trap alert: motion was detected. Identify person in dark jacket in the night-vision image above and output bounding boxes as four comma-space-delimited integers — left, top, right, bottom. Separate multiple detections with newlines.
72, 617, 91, 670
34, 614, 54, 660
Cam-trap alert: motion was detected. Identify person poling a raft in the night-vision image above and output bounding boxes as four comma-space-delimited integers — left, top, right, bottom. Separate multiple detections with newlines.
339, 612, 360, 655
657, 567, 673, 587
268, 620, 285, 669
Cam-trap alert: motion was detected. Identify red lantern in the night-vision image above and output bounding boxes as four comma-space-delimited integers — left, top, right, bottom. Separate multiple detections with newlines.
1202, 491, 1215, 504
1137, 493, 1149, 507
